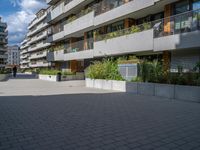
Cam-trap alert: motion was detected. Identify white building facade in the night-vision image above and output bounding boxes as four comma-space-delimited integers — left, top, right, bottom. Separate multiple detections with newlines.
7, 45, 20, 68
21, 0, 200, 72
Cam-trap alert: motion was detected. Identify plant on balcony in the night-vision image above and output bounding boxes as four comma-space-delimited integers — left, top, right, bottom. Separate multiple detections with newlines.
117, 56, 140, 64
143, 22, 152, 30
68, 16, 77, 23
53, 44, 64, 51
130, 25, 141, 33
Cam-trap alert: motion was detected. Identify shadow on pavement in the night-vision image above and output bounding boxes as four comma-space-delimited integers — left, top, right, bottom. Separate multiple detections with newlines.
9, 73, 37, 80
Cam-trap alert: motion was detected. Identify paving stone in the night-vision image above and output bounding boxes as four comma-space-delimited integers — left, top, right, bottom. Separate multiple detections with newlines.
0, 74, 200, 149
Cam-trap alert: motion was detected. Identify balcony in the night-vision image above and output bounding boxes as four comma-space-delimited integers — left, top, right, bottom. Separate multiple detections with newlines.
29, 51, 47, 60
47, 0, 93, 22
47, 29, 65, 43
0, 55, 7, 59
29, 61, 50, 68
46, 0, 60, 5
94, 23, 154, 57
94, 0, 155, 26
29, 41, 51, 52
29, 30, 47, 44
0, 30, 8, 36
153, 9, 200, 51
64, 11, 94, 37
47, 39, 94, 61
20, 54, 28, 59
0, 38, 8, 44
20, 59, 30, 64
28, 12, 47, 29
28, 21, 48, 37
0, 22, 7, 28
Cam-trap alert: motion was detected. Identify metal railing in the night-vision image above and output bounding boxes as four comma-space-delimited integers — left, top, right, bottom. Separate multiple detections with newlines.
94, 0, 133, 16
64, 0, 73, 5
154, 9, 200, 38
66, 7, 94, 24
64, 38, 94, 54
95, 9, 200, 41
95, 22, 155, 41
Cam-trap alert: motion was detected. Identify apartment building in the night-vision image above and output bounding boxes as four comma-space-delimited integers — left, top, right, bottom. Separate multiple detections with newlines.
7, 45, 20, 68
0, 17, 8, 69
45, 0, 200, 73
20, 37, 30, 69
20, 8, 52, 69
22, 0, 200, 73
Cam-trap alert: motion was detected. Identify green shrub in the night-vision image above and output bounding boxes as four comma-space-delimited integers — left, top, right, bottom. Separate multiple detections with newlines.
62, 71, 75, 76
86, 59, 123, 81
39, 69, 61, 75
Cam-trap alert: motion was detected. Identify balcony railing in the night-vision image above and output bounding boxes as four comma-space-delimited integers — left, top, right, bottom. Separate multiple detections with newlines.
95, 9, 200, 41
64, 0, 73, 5
66, 7, 94, 24
95, 0, 133, 16
95, 22, 155, 42
64, 38, 94, 53
154, 9, 200, 38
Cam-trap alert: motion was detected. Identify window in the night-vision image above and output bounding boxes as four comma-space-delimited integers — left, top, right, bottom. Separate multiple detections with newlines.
193, 0, 200, 10
174, 0, 190, 14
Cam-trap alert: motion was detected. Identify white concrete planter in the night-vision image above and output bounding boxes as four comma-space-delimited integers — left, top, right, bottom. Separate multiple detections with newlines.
85, 78, 126, 92
24, 72, 33, 75
175, 85, 200, 102
85, 78, 94, 88
0, 74, 9, 81
112, 80, 126, 92
155, 84, 175, 99
39, 74, 58, 82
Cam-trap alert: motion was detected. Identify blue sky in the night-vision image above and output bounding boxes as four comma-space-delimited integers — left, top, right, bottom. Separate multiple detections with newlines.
0, 0, 47, 45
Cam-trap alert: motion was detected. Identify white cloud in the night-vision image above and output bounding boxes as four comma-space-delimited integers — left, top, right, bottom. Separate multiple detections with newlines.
5, 0, 47, 45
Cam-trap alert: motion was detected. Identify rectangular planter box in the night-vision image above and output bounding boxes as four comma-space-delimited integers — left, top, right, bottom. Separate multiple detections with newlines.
85, 78, 200, 103
175, 85, 200, 103
112, 80, 126, 92
94, 79, 103, 89
39, 74, 58, 82
85, 78, 126, 92
102, 80, 113, 90
155, 83, 175, 99
85, 78, 94, 88
126, 82, 138, 94
137, 82, 155, 96
0, 74, 9, 81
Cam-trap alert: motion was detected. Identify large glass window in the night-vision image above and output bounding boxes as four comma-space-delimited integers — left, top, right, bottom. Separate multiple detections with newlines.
174, 0, 191, 33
